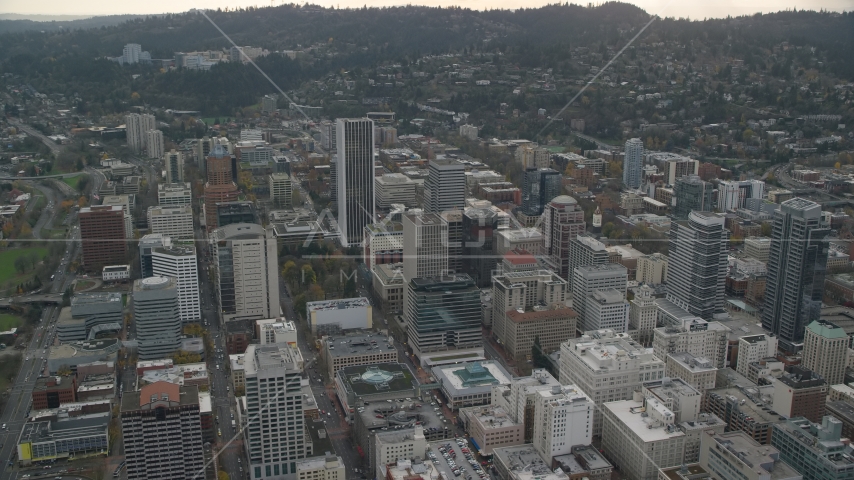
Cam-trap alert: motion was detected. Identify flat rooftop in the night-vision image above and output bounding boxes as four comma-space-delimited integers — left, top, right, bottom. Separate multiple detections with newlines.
307, 297, 370, 312
603, 399, 685, 443
705, 384, 782, 425
706, 431, 802, 479
493, 445, 567, 480
326, 332, 396, 359
337, 363, 418, 397
71, 292, 122, 306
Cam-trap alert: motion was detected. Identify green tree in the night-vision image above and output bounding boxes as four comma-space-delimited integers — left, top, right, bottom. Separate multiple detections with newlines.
14, 256, 27, 274
301, 265, 317, 284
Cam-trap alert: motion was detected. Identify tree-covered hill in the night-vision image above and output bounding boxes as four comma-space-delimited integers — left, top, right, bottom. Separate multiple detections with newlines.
1, 3, 851, 116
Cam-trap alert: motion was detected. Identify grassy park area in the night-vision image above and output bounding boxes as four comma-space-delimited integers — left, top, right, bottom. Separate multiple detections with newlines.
0, 313, 23, 331
0, 247, 48, 284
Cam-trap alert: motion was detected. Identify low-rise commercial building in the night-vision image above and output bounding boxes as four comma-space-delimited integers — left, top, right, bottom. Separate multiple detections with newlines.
323, 332, 398, 379
433, 361, 513, 409
15, 412, 110, 465
307, 298, 372, 336
772, 416, 854, 480
462, 405, 524, 455
699, 430, 801, 480
295, 455, 346, 480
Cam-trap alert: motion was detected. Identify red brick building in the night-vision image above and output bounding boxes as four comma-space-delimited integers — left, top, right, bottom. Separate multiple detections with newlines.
79, 205, 128, 271
32, 375, 78, 410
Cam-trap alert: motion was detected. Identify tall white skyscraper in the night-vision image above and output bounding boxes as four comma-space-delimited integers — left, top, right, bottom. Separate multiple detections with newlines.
244, 343, 307, 480
151, 244, 201, 324
126, 113, 156, 154
146, 129, 164, 159
164, 149, 184, 184
666, 211, 728, 320
423, 159, 466, 213
336, 118, 375, 247
623, 138, 643, 189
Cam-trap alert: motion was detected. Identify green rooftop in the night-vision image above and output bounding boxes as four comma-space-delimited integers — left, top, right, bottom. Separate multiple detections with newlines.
807, 320, 848, 339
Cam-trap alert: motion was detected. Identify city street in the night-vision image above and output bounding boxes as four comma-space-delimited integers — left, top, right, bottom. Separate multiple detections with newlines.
0, 226, 79, 480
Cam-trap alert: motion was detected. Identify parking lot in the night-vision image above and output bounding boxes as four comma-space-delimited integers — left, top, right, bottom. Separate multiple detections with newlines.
428, 438, 490, 480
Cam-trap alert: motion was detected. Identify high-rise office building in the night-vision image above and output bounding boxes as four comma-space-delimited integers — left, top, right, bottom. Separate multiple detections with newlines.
204, 145, 239, 231
717, 180, 766, 212
121, 381, 204, 480
515, 144, 551, 169
147, 205, 194, 240
269, 172, 293, 208
151, 245, 201, 324
762, 198, 830, 352
666, 211, 728, 320
320, 120, 337, 151
423, 159, 466, 214
216, 201, 258, 228
211, 223, 280, 323
133, 276, 182, 360
664, 157, 699, 185
623, 138, 643, 189
462, 204, 501, 287
125, 113, 156, 153
521, 168, 562, 217
744, 237, 772, 264
584, 289, 630, 333
158, 183, 192, 206
735, 334, 778, 378
568, 235, 609, 281
636, 253, 668, 285
802, 320, 849, 386
375, 173, 417, 209
441, 210, 464, 275
543, 195, 586, 280
652, 317, 729, 370
337, 118, 375, 246
139, 233, 171, 278
197, 136, 213, 175
629, 284, 657, 345
79, 205, 128, 272
164, 149, 184, 184
244, 343, 307, 480
405, 274, 481, 358
402, 213, 448, 282
532, 385, 594, 460
673, 175, 714, 220
146, 129, 164, 159
491, 270, 571, 359
571, 264, 628, 326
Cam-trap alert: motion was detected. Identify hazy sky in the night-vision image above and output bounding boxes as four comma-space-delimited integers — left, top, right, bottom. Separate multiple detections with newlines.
1, 0, 850, 19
